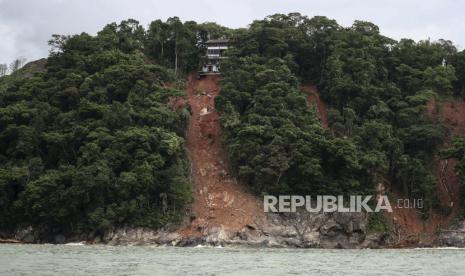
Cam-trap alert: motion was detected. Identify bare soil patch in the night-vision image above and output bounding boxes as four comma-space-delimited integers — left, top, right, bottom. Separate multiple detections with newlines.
179, 74, 265, 238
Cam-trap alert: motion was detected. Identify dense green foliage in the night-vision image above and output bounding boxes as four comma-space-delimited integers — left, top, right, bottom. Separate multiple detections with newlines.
442, 139, 465, 217
217, 13, 465, 213
216, 56, 372, 195
145, 18, 231, 74
0, 18, 231, 236
2, 13, 465, 235
0, 20, 199, 236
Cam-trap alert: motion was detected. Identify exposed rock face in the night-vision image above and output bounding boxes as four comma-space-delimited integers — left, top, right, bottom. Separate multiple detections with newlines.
98, 211, 384, 248
5, 211, 393, 248
2, 75, 387, 248
54, 234, 66, 244
102, 228, 180, 246
437, 221, 465, 247
224, 212, 372, 249
14, 227, 37, 243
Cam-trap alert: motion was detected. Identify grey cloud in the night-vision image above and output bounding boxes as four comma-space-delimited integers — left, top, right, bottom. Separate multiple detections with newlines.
0, 0, 463, 63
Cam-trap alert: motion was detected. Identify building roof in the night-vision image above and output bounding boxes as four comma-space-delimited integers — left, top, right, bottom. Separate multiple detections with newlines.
205, 38, 229, 44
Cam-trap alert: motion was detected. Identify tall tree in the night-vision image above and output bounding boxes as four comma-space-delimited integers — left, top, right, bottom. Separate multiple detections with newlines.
0, 64, 7, 76
9, 57, 26, 73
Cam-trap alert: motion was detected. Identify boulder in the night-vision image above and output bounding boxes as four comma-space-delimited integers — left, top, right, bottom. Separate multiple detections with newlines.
15, 227, 36, 243
54, 234, 66, 244
437, 220, 465, 247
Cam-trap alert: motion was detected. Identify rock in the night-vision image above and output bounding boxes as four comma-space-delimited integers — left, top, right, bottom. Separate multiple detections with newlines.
54, 234, 66, 244
262, 225, 298, 238
245, 224, 257, 230
200, 107, 208, 115
281, 237, 303, 247
238, 227, 264, 243
320, 233, 351, 249
15, 227, 36, 243
101, 227, 173, 245
3, 208, 383, 248
251, 211, 371, 248
22, 234, 35, 243
205, 227, 230, 245
333, 212, 366, 233
177, 237, 205, 247
361, 233, 388, 248
437, 220, 465, 247
320, 219, 340, 236
302, 231, 320, 246
157, 232, 181, 245
199, 168, 207, 176
0, 230, 11, 239
93, 236, 102, 244
262, 237, 281, 247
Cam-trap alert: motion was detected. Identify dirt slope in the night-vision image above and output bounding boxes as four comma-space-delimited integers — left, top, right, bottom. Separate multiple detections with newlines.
180, 74, 264, 238
427, 99, 465, 136
299, 86, 461, 245
179, 79, 463, 245
426, 99, 462, 214
384, 99, 464, 246
301, 84, 329, 129
384, 188, 456, 246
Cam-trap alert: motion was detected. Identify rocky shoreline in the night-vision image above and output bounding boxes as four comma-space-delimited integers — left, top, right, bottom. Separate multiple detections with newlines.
1, 212, 389, 248
100, 212, 383, 248
437, 220, 465, 247
4, 212, 465, 248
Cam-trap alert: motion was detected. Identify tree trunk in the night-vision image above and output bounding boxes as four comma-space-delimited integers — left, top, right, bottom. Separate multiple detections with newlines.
161, 42, 164, 60
175, 49, 178, 75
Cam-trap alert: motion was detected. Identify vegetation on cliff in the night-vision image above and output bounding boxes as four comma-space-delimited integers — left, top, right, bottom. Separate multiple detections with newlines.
216, 13, 465, 215
2, 13, 465, 237
0, 19, 216, 236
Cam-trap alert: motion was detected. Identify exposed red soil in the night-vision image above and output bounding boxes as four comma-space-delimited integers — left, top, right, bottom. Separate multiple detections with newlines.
385, 98, 464, 246
429, 98, 463, 209
426, 99, 465, 136
385, 187, 457, 246
167, 96, 188, 110
300, 84, 329, 129
179, 74, 265, 238
297, 87, 462, 245
426, 98, 462, 214
177, 79, 464, 246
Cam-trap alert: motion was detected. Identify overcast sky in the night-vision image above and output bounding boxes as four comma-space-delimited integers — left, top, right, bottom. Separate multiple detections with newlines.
0, 0, 464, 64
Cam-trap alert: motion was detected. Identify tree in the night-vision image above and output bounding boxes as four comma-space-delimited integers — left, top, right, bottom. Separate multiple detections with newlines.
0, 64, 7, 76
146, 20, 169, 65
145, 17, 224, 75
166, 17, 195, 75
0, 20, 192, 238
218, 13, 456, 216
216, 55, 370, 196
451, 50, 465, 97
9, 57, 26, 73
423, 65, 457, 95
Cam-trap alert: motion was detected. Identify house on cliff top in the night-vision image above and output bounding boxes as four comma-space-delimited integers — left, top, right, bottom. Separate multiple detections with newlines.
199, 38, 229, 76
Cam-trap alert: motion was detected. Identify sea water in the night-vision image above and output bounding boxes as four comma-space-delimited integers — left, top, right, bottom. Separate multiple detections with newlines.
1, 244, 464, 275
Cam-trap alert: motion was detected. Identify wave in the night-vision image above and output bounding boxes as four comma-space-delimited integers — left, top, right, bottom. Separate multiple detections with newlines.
414, 247, 465, 250
65, 242, 86, 246
194, 244, 223, 248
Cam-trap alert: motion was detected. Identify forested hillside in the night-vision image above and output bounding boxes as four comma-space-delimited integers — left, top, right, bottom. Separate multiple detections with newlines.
0, 19, 228, 237
216, 14, 465, 215
2, 14, 465, 239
